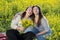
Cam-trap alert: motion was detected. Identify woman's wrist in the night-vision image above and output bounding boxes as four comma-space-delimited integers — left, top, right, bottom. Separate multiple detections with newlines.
16, 26, 25, 31
36, 33, 41, 36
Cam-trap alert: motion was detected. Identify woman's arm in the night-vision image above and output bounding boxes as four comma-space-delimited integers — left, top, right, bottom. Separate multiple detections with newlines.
11, 13, 20, 29
36, 30, 48, 36
11, 13, 25, 31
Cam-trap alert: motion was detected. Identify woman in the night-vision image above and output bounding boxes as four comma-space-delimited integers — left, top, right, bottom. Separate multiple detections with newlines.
11, 7, 33, 32
6, 6, 35, 40
31, 5, 52, 40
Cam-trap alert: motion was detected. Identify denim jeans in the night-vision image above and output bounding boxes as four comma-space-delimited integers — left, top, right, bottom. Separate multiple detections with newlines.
31, 27, 51, 40
24, 27, 51, 40
24, 26, 33, 33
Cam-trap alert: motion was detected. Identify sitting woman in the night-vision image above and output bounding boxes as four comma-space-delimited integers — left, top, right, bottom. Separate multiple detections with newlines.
31, 5, 52, 40
6, 6, 35, 40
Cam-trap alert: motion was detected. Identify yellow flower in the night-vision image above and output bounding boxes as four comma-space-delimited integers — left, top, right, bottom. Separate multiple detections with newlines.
58, 32, 60, 36
51, 27, 54, 31
21, 18, 34, 29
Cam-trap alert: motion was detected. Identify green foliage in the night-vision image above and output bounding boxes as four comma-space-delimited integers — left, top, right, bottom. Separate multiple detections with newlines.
46, 12, 60, 40
0, 0, 60, 40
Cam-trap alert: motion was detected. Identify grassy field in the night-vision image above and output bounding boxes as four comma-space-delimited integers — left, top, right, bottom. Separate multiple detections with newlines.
0, 0, 60, 40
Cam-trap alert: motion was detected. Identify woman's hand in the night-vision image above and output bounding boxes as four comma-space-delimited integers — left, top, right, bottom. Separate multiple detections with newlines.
36, 33, 40, 36
19, 26, 25, 31
16, 26, 25, 31
36, 30, 48, 36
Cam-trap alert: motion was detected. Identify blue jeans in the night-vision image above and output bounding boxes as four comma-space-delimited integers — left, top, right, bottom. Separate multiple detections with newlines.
24, 27, 51, 40
24, 27, 46, 40
31, 27, 51, 40
23, 26, 33, 33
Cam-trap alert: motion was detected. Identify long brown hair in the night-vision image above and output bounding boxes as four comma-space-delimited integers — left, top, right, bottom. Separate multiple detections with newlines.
21, 7, 33, 19
32, 5, 43, 27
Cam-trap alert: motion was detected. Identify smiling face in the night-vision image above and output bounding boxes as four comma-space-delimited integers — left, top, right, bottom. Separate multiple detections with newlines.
26, 7, 32, 16
33, 7, 39, 15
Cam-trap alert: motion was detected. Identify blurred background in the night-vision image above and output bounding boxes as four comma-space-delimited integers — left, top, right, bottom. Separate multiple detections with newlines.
0, 0, 60, 40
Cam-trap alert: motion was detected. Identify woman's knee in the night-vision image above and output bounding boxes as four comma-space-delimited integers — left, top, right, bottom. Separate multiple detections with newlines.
6, 29, 19, 35
37, 35, 46, 40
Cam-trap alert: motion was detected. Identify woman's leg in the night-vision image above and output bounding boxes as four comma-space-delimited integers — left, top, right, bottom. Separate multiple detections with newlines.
6, 29, 23, 40
24, 26, 33, 33
36, 35, 46, 40
31, 28, 46, 40
32, 27, 39, 35
22, 31, 35, 40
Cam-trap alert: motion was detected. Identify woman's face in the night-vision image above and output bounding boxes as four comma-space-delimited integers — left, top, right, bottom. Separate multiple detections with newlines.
26, 7, 32, 16
33, 7, 39, 15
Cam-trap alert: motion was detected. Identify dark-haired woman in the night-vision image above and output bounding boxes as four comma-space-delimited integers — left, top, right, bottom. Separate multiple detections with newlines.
6, 7, 35, 40
11, 7, 33, 32
31, 5, 52, 40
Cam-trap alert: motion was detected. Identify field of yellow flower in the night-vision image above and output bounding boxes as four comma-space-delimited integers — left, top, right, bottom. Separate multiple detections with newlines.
0, 0, 60, 40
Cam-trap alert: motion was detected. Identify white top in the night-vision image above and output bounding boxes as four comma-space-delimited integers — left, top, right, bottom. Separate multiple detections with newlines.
11, 12, 32, 29
11, 12, 22, 29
